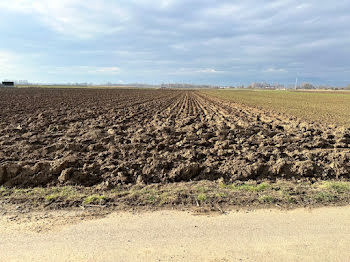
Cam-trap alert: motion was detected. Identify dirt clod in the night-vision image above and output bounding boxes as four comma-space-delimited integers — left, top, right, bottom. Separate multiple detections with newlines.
0, 88, 349, 188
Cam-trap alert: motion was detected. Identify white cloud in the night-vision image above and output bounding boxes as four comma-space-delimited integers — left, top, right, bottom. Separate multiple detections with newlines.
0, 50, 41, 80
266, 0, 295, 9
165, 68, 225, 76
1, 0, 350, 85
129, 0, 175, 10
203, 4, 242, 17
159, 0, 176, 9
0, 51, 19, 77
0, 51, 16, 65
92, 67, 121, 74
46, 66, 121, 75
263, 67, 287, 73
0, 0, 130, 38
296, 3, 311, 9
196, 68, 224, 74
170, 44, 189, 51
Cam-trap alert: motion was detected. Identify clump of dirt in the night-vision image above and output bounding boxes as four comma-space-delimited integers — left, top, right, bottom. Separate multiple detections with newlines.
0, 88, 349, 188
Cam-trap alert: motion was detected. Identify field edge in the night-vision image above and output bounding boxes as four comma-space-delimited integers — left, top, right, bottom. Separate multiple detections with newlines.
1, 180, 350, 213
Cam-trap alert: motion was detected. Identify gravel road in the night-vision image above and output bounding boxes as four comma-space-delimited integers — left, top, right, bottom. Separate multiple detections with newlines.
1, 206, 349, 261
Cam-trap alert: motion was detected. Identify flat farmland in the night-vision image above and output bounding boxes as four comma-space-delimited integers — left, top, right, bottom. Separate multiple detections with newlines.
0, 88, 350, 209
203, 89, 350, 127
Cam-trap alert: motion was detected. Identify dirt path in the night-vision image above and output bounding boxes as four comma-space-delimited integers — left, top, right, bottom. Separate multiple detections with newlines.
1, 206, 349, 262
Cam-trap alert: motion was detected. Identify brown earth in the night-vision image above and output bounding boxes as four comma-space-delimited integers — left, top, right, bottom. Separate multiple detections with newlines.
1, 88, 350, 188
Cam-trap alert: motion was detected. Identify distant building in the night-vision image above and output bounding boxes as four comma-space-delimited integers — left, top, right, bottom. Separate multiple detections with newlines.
16, 80, 29, 85
1, 81, 14, 87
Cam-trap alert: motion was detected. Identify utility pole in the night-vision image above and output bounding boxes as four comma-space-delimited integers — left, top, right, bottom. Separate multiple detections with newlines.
294, 77, 298, 90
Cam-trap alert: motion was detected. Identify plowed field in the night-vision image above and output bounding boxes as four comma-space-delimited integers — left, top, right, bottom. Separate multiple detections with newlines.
1, 88, 350, 188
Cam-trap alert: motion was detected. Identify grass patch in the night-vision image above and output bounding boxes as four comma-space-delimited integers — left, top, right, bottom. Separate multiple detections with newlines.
258, 195, 276, 204
159, 192, 170, 205
314, 192, 336, 203
147, 194, 156, 203
1, 180, 349, 210
196, 186, 209, 193
83, 195, 107, 205
222, 182, 270, 192
0, 186, 6, 194
45, 194, 59, 201
197, 193, 208, 202
322, 181, 350, 193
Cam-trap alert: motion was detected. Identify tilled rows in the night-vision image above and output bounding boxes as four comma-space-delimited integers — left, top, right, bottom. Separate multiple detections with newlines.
0, 88, 349, 187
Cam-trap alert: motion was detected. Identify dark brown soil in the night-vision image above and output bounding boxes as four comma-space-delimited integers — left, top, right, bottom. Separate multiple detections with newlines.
0, 88, 350, 188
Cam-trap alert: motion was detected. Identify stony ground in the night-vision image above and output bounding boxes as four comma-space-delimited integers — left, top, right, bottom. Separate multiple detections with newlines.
1, 88, 350, 188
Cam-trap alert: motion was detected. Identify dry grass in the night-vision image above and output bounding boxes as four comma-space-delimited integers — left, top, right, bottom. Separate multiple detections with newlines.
203, 89, 350, 127
1, 180, 349, 211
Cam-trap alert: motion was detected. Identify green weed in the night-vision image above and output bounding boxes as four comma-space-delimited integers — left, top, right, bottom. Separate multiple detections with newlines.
314, 192, 335, 202
197, 193, 208, 202
322, 182, 350, 193
83, 195, 107, 205
258, 195, 276, 203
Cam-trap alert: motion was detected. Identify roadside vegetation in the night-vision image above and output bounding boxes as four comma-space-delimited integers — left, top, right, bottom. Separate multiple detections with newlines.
1, 180, 349, 211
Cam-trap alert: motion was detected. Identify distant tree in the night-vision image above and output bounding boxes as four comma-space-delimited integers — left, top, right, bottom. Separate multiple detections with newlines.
318, 85, 331, 90
301, 82, 315, 89
345, 84, 350, 90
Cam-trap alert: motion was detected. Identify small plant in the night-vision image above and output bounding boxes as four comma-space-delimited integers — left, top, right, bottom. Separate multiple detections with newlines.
147, 194, 156, 203
287, 196, 297, 204
196, 186, 209, 193
218, 182, 227, 189
45, 194, 59, 202
258, 195, 275, 203
159, 192, 170, 205
83, 195, 107, 205
197, 193, 207, 202
314, 192, 335, 203
215, 192, 227, 198
322, 182, 350, 193
0, 186, 9, 196
229, 182, 270, 192
255, 182, 270, 191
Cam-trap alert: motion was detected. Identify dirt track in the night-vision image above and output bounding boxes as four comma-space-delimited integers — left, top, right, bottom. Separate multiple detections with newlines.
1, 207, 349, 262
1, 88, 350, 187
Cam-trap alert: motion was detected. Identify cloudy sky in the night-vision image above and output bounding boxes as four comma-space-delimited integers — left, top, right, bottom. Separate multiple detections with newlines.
1, 0, 350, 85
